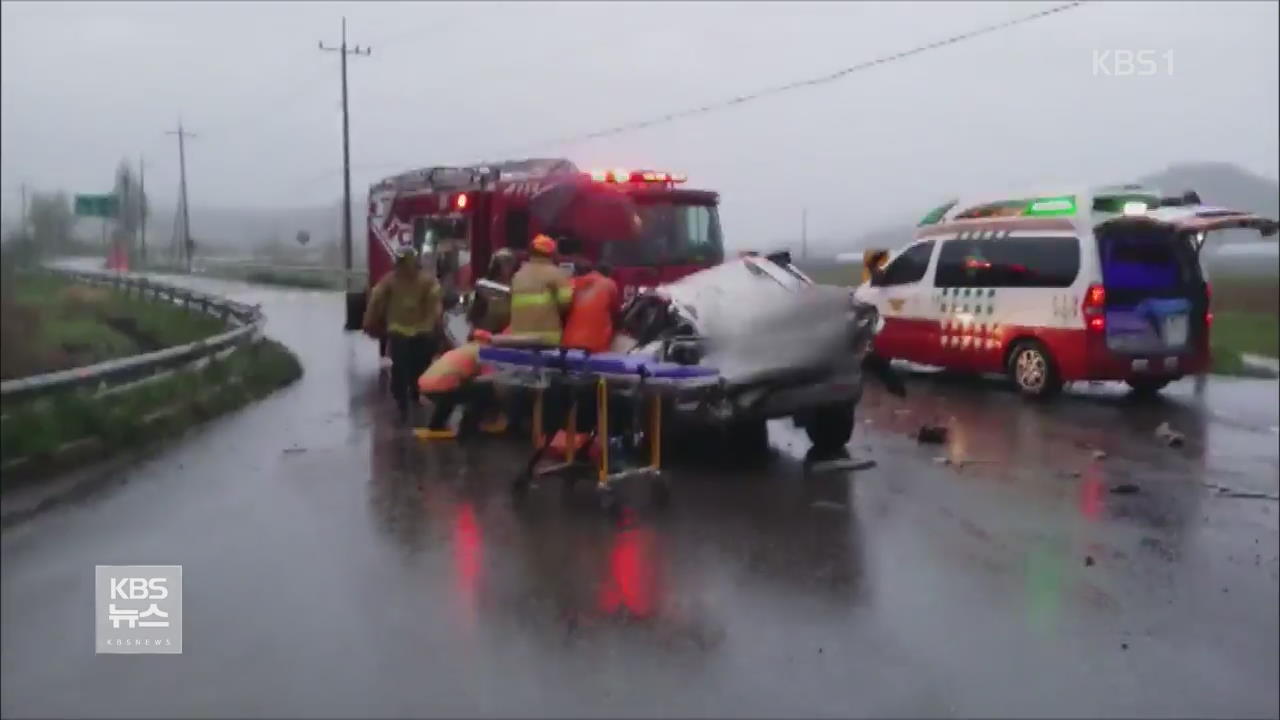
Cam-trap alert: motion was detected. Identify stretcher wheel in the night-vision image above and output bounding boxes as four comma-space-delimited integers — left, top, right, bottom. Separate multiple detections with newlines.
650, 479, 671, 508
598, 486, 622, 518
511, 472, 532, 498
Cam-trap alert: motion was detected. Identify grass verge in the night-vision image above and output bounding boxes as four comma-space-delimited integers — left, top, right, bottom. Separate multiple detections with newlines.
0, 338, 302, 486
1210, 310, 1278, 376
1, 272, 226, 379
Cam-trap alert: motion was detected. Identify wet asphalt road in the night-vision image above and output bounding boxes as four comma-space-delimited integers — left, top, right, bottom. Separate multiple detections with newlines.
2, 271, 1278, 718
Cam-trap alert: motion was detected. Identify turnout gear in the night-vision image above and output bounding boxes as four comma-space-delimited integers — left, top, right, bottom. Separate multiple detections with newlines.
508, 255, 573, 345
562, 270, 620, 353
364, 250, 444, 419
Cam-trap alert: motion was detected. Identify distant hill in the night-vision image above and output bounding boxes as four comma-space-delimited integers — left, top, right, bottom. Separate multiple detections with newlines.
1138, 162, 1279, 223
831, 162, 1279, 257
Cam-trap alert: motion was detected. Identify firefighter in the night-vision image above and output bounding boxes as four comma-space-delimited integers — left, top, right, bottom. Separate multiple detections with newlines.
415, 341, 497, 440
468, 248, 519, 335
562, 261, 621, 354
508, 234, 573, 344
363, 245, 444, 424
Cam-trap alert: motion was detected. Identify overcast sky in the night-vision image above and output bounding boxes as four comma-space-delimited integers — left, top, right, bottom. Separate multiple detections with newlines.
2, 1, 1277, 248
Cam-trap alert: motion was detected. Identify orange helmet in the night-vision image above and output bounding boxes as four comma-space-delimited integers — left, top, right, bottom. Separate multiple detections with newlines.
530, 234, 557, 256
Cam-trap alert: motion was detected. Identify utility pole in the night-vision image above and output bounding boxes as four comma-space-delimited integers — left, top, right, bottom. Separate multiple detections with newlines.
801, 207, 808, 261
19, 183, 28, 235
138, 156, 147, 267
319, 17, 371, 292
166, 119, 196, 273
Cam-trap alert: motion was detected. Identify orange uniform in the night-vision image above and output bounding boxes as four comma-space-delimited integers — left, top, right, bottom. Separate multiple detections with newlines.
562, 271, 620, 353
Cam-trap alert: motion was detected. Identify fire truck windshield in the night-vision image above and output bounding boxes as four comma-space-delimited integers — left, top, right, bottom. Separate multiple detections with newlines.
603, 201, 723, 267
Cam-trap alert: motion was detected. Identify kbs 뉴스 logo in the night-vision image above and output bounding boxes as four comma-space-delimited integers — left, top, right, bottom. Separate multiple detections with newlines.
95, 565, 182, 654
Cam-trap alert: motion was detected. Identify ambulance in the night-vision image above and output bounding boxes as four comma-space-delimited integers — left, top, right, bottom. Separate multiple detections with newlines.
853, 186, 1278, 398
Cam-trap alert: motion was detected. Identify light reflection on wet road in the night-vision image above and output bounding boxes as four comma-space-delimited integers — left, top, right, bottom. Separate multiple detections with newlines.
2, 272, 1277, 718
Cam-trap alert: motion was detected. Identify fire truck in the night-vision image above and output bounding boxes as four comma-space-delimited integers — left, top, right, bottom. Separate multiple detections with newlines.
344, 158, 725, 338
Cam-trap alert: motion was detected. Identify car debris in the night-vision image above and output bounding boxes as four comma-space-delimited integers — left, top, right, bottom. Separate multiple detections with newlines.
1091, 449, 1108, 460
1110, 483, 1141, 495
916, 425, 948, 444
1154, 421, 1186, 448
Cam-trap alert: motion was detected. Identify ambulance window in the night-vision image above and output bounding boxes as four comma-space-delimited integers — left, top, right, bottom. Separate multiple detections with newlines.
935, 236, 1080, 288
874, 241, 934, 286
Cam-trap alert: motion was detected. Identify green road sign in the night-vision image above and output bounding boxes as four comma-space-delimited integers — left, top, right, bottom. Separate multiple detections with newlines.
74, 194, 119, 218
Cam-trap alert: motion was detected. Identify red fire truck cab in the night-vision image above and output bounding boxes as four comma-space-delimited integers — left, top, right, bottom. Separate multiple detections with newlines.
345, 158, 725, 336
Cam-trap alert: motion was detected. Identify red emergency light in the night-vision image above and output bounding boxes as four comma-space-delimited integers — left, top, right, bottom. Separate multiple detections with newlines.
588, 169, 687, 185
455, 193, 468, 210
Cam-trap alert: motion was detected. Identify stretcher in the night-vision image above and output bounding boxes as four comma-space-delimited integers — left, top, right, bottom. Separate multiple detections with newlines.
477, 344, 721, 512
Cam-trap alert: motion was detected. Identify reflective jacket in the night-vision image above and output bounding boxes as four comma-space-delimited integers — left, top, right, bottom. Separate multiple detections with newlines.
508, 257, 573, 344
562, 271, 620, 353
365, 269, 443, 337
418, 343, 483, 394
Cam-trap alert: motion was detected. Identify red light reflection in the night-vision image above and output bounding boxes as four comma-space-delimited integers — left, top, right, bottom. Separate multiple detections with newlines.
453, 503, 483, 623
597, 526, 658, 618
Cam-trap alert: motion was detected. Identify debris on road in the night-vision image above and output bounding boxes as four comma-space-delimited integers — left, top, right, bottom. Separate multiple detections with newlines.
1085, 555, 1096, 567
1202, 483, 1280, 501
917, 425, 948, 444
1091, 449, 1108, 460
1110, 483, 1141, 495
1154, 422, 1186, 448
810, 500, 847, 512
282, 446, 307, 454
933, 456, 950, 465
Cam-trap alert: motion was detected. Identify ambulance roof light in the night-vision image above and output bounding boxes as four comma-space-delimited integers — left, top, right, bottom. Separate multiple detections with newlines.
1025, 195, 1077, 217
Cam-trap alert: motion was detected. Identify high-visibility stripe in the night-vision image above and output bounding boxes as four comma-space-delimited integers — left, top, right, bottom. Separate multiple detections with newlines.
556, 286, 574, 304
512, 292, 556, 308
388, 322, 431, 336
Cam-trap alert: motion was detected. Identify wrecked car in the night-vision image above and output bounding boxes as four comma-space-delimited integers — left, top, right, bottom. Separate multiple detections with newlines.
447, 251, 898, 453
613, 250, 893, 451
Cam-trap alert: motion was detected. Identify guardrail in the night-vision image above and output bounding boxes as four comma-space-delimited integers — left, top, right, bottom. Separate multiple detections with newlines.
0, 268, 264, 402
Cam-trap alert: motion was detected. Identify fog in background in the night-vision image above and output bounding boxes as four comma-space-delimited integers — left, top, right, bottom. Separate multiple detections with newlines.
2, 1, 1277, 257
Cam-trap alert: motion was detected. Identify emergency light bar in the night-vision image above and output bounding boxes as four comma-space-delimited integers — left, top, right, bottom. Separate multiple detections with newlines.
1024, 196, 1077, 217
588, 169, 687, 185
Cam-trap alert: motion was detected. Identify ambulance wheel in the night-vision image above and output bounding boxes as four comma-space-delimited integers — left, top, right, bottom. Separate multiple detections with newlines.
1126, 378, 1171, 397
1008, 340, 1062, 399
806, 403, 856, 452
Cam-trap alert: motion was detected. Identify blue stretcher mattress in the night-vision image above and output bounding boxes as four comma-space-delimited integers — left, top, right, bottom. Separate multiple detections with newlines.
478, 346, 718, 380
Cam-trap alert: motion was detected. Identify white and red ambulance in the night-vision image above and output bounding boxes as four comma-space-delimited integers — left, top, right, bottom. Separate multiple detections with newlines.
853, 187, 1277, 398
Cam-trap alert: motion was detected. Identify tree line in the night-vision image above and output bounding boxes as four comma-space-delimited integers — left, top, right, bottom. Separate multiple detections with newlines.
2, 159, 149, 267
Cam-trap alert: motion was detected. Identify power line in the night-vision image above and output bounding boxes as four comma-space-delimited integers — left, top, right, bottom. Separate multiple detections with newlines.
489, 1, 1087, 159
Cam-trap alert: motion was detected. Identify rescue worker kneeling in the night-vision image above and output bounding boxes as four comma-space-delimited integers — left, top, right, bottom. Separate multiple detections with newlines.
414, 336, 501, 441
